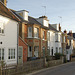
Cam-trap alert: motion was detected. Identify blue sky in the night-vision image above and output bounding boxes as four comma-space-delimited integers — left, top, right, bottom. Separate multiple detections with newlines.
7, 0, 75, 32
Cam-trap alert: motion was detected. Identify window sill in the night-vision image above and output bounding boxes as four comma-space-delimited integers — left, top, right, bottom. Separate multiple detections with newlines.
0, 33, 5, 36
27, 37, 33, 38
7, 59, 16, 62
34, 37, 40, 39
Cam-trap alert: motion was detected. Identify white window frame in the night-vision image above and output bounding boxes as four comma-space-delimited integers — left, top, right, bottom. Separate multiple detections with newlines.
34, 27, 39, 38
47, 32, 50, 41
55, 34, 58, 41
0, 21, 4, 34
8, 48, 15, 59
0, 48, 4, 61
28, 46, 32, 57
28, 27, 32, 38
34, 46, 39, 57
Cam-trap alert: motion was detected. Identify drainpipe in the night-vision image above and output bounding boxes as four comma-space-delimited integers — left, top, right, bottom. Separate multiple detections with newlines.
17, 22, 20, 65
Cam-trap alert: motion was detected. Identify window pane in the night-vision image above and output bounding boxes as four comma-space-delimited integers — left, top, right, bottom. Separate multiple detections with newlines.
28, 27, 32, 37
2, 29, 4, 33
14, 49, 15, 59
0, 22, 4, 34
34, 28, 39, 38
8, 48, 15, 59
2, 48, 4, 60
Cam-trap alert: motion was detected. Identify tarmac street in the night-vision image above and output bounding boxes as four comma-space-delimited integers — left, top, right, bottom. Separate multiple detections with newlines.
28, 62, 75, 75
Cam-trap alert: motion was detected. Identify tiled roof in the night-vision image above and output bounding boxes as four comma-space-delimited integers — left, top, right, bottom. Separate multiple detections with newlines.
11, 9, 28, 23
49, 24, 59, 32
28, 16, 49, 30
28, 16, 42, 25
0, 1, 20, 22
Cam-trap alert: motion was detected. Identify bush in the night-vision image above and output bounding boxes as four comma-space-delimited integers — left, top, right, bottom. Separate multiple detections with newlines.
55, 53, 63, 60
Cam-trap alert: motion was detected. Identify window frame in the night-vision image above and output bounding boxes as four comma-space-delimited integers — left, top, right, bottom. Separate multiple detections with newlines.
8, 48, 15, 60
34, 27, 39, 38
0, 48, 4, 61
0, 21, 5, 34
28, 27, 32, 38
47, 32, 50, 41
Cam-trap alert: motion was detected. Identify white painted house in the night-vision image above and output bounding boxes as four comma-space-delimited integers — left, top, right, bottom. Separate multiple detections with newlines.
36, 16, 62, 56
47, 30, 55, 56
0, 1, 20, 65
50, 24, 62, 55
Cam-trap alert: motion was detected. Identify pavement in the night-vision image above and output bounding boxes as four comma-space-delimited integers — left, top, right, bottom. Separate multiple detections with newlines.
25, 62, 75, 75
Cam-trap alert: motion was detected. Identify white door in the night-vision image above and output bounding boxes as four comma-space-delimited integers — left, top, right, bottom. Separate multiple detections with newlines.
18, 46, 23, 64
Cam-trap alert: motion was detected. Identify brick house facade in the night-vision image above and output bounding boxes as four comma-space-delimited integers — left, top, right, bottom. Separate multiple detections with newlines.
19, 37, 28, 62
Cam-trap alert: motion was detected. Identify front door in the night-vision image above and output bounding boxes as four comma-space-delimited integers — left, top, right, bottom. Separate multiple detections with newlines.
18, 46, 23, 64
52, 48, 53, 56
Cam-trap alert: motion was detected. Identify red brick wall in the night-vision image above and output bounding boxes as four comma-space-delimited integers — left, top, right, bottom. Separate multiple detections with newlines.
19, 37, 28, 62
24, 24, 28, 43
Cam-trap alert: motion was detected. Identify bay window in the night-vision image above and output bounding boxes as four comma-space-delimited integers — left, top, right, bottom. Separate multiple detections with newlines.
28, 27, 32, 38
34, 27, 39, 38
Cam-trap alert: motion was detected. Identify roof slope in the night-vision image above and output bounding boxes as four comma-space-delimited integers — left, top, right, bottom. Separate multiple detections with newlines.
11, 10, 28, 23
49, 24, 59, 32
28, 16, 42, 25
0, 1, 20, 22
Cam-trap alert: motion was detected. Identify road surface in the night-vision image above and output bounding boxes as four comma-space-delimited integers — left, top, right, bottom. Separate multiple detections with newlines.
29, 62, 75, 75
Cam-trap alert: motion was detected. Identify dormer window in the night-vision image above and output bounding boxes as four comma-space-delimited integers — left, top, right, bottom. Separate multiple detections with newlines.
0, 22, 4, 34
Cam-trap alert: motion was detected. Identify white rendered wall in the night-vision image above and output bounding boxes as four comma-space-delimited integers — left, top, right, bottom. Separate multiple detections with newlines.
0, 15, 18, 65
55, 32, 62, 53
47, 31, 55, 56
43, 19, 49, 27
23, 11, 28, 21
36, 18, 49, 27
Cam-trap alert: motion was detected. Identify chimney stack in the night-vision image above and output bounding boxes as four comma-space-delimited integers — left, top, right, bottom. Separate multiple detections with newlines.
68, 30, 73, 37
59, 23, 61, 31
64, 30, 67, 34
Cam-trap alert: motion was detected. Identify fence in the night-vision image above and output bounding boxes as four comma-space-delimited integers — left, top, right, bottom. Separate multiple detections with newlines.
0, 59, 45, 75
0, 57, 64, 75
71, 55, 75, 62
48, 59, 63, 67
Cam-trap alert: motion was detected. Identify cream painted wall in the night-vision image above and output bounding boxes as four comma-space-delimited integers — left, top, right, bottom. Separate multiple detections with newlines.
47, 31, 62, 56
0, 15, 18, 65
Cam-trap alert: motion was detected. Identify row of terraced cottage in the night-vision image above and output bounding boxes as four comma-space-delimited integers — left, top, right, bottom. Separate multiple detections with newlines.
0, 0, 75, 65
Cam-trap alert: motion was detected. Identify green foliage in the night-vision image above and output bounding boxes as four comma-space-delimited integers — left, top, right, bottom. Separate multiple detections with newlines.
0, 61, 6, 68
55, 53, 63, 60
